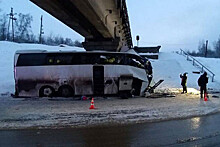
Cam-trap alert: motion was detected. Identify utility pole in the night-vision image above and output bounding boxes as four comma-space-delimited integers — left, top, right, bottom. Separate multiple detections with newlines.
7, 14, 11, 41
39, 15, 44, 44
7, 8, 17, 41
136, 35, 140, 47
205, 40, 208, 57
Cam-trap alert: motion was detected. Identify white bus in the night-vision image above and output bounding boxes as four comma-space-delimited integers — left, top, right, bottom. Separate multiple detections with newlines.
14, 50, 149, 98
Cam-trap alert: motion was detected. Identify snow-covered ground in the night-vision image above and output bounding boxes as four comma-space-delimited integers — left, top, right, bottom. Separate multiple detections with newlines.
0, 94, 220, 129
151, 52, 220, 92
0, 41, 220, 129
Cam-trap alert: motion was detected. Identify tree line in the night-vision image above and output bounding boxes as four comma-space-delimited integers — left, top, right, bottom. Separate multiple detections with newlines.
0, 12, 83, 47
187, 38, 220, 58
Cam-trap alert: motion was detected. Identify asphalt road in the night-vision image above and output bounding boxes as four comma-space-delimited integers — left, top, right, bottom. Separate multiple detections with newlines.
1, 113, 220, 147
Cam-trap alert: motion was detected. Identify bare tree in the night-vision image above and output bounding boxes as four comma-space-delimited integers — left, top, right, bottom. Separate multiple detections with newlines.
54, 35, 64, 45
214, 37, 220, 57
64, 38, 74, 46
74, 40, 83, 47
14, 13, 33, 42
197, 40, 206, 56
0, 14, 7, 40
46, 33, 55, 45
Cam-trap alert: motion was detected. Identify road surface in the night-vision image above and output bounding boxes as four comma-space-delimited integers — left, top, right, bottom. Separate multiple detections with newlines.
1, 112, 220, 146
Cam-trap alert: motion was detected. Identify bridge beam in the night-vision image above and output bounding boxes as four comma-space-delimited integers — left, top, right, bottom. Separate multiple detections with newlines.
30, 0, 133, 51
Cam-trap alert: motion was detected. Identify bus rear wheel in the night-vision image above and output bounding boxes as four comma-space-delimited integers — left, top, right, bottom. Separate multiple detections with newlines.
39, 86, 55, 97
58, 86, 74, 97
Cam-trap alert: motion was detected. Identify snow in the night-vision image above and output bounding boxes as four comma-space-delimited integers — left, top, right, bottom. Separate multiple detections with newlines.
151, 52, 220, 92
0, 41, 220, 129
139, 53, 159, 55
194, 57, 220, 82
0, 95, 220, 129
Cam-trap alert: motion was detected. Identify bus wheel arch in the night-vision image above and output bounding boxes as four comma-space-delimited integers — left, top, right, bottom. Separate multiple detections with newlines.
39, 86, 55, 97
58, 85, 74, 97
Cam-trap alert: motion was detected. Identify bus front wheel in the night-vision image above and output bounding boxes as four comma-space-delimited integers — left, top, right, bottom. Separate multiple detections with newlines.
39, 86, 55, 97
58, 86, 74, 97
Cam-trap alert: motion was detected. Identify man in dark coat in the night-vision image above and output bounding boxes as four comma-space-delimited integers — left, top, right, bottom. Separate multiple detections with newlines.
180, 73, 187, 93
144, 60, 153, 86
198, 72, 208, 98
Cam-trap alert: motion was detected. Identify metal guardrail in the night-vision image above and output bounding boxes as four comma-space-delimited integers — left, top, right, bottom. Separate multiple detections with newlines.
179, 49, 215, 82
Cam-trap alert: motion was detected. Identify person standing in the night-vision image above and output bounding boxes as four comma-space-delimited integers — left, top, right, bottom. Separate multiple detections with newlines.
147, 61, 153, 85
180, 73, 187, 93
198, 72, 208, 99
144, 59, 153, 86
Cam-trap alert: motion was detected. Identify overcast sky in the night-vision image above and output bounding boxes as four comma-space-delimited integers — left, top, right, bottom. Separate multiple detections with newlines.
1, 0, 220, 52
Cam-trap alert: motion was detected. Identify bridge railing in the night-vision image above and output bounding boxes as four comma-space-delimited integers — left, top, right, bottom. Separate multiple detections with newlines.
179, 49, 215, 82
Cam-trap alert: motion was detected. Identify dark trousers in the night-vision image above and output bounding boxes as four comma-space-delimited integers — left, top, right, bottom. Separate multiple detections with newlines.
148, 76, 152, 86
200, 86, 207, 98
182, 85, 187, 93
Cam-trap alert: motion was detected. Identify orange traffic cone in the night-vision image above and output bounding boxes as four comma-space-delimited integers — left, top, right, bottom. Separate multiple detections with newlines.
89, 98, 95, 109
204, 93, 208, 101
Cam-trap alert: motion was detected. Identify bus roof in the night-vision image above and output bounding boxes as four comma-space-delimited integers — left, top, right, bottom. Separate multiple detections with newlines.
15, 49, 142, 57
15, 50, 47, 54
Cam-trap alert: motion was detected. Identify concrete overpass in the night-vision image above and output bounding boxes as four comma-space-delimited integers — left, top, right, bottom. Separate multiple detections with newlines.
30, 0, 133, 51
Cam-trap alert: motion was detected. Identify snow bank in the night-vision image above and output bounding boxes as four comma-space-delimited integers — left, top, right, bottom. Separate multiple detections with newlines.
151, 52, 220, 92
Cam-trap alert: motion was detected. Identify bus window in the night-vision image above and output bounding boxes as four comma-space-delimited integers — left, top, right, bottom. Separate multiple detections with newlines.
17, 53, 47, 66
54, 54, 72, 65
46, 55, 55, 65
72, 53, 81, 64
124, 55, 144, 68
79, 54, 100, 64
102, 55, 118, 64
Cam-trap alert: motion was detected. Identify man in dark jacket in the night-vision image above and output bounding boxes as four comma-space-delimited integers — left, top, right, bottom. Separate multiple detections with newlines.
198, 72, 208, 98
144, 60, 153, 86
180, 73, 187, 93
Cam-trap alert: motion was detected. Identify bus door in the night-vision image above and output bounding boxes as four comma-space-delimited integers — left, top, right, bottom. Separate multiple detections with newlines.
93, 65, 104, 95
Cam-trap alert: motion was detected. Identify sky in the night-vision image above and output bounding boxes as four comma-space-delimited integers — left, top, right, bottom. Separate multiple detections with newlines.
1, 0, 220, 52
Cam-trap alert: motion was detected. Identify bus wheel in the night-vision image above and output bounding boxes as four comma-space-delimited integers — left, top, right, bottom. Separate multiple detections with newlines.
58, 86, 74, 97
39, 86, 55, 97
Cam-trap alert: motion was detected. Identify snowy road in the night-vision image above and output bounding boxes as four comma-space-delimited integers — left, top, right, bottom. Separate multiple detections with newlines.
1, 112, 220, 146
1, 93, 220, 129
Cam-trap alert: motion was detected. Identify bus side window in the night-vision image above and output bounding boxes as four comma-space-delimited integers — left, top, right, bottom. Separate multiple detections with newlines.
56, 59, 61, 64
104, 55, 117, 64
46, 56, 55, 65
118, 55, 125, 65
81, 55, 87, 64
54, 56, 62, 65
124, 56, 131, 65
72, 54, 80, 64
